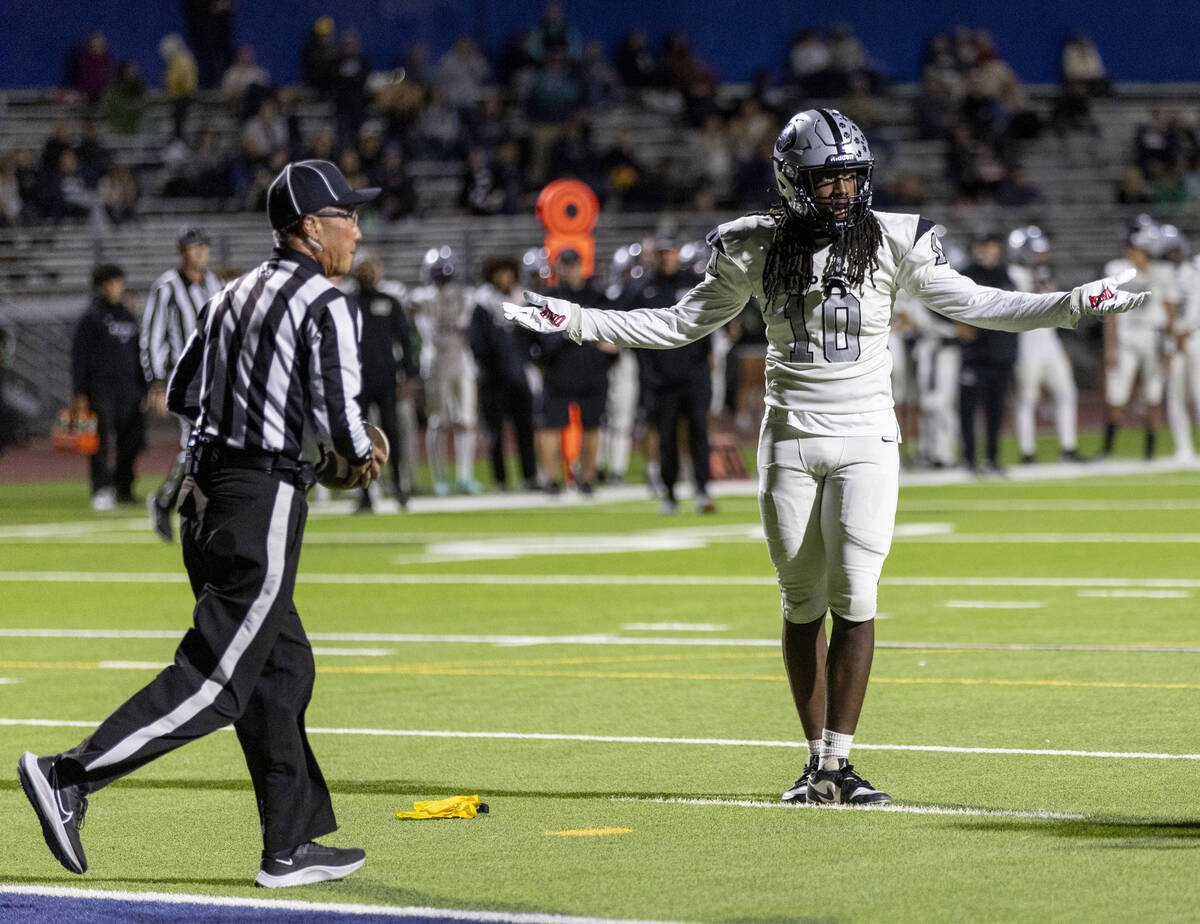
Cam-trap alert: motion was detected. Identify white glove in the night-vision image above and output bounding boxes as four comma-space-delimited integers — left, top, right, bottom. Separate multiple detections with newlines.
502, 290, 581, 336
1070, 268, 1150, 317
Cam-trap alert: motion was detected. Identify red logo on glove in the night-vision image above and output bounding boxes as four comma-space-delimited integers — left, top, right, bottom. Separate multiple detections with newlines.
1088, 286, 1115, 309
538, 304, 565, 327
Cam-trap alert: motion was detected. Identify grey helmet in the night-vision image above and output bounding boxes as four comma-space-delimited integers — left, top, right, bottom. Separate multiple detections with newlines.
772, 108, 873, 232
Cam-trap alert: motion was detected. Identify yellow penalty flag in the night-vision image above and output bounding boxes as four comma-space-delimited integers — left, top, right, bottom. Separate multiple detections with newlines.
396, 794, 488, 820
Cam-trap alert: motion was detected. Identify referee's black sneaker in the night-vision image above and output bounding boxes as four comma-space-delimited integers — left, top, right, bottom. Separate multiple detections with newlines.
17, 752, 88, 874
806, 759, 891, 805
255, 841, 366, 888
781, 754, 820, 804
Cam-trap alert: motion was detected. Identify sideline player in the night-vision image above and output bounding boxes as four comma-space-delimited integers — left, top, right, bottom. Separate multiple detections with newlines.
1007, 227, 1081, 463
504, 109, 1148, 805
1100, 226, 1178, 460
141, 226, 222, 540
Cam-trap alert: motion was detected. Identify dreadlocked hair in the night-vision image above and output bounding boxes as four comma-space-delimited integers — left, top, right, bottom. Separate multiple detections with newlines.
761, 205, 883, 310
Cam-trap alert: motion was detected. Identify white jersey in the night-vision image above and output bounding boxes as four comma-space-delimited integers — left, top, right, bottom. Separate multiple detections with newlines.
1105, 258, 1177, 343
409, 281, 476, 380
1174, 258, 1200, 333
576, 211, 1078, 437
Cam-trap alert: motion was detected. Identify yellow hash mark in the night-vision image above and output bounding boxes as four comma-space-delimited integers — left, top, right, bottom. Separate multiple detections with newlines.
544, 827, 633, 837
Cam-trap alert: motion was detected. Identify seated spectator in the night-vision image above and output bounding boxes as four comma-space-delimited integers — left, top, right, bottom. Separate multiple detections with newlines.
601, 130, 649, 206
827, 21, 883, 94
75, 119, 112, 187
241, 96, 290, 162
614, 29, 659, 89
161, 129, 233, 199
1135, 109, 1175, 177
10, 149, 40, 221
66, 31, 116, 106
303, 124, 338, 162
921, 32, 963, 97
692, 112, 735, 206
222, 44, 272, 121
730, 136, 777, 211
994, 165, 1044, 207
1061, 32, 1110, 97
44, 149, 103, 224
1116, 165, 1153, 204
912, 70, 958, 140
525, 47, 584, 183
437, 35, 491, 114
0, 155, 26, 228
1052, 78, 1099, 138
99, 162, 139, 225
301, 16, 337, 94
787, 28, 832, 94
468, 94, 514, 154
547, 113, 601, 187
160, 33, 198, 140
356, 121, 386, 175
40, 121, 76, 177
102, 60, 146, 135
581, 39, 620, 108
460, 147, 507, 215
374, 67, 424, 150
414, 89, 466, 160
661, 31, 718, 123
373, 145, 418, 220
873, 171, 927, 209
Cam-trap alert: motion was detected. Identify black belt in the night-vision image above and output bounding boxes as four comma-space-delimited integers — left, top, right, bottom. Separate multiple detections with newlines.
186, 440, 313, 486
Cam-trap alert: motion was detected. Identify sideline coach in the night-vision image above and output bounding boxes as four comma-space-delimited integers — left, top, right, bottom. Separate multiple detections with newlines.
19, 160, 385, 888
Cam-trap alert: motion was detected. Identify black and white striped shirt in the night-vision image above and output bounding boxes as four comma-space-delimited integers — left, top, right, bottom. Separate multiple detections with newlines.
139, 267, 223, 383
167, 247, 372, 463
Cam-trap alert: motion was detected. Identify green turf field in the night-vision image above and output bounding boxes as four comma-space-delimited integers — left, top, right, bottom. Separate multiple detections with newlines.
2, 466, 1199, 922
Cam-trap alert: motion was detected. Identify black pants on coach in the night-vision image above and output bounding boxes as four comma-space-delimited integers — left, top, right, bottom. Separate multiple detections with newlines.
959, 361, 1014, 469
59, 464, 336, 853
653, 376, 712, 503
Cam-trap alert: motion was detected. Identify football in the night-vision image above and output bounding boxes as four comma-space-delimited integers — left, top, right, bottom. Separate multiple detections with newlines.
314, 423, 389, 489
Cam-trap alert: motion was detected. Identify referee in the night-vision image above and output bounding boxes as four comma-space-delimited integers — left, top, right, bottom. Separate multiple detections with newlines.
18, 159, 385, 888
140, 226, 222, 542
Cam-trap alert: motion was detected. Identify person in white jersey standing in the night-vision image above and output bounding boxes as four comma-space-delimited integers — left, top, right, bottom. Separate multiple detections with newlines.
503, 108, 1149, 805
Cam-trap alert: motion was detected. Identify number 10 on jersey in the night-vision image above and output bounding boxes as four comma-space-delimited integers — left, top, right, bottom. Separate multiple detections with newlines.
785, 287, 862, 363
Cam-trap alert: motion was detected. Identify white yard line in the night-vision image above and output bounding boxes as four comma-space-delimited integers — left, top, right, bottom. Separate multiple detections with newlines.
6, 571, 1200, 590
1, 627, 1198, 653
1078, 589, 1189, 599
611, 796, 1085, 820
945, 600, 1045, 609
2, 718, 1198, 760
0, 885, 682, 924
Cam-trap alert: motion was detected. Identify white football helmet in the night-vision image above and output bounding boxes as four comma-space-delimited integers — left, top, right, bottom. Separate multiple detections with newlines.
772, 108, 874, 232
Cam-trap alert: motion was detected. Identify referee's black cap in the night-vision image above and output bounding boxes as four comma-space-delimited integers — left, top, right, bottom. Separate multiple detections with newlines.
266, 159, 380, 231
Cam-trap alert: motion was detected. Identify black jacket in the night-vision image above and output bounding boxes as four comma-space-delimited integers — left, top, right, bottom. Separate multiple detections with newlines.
533, 279, 614, 396
71, 296, 145, 399
623, 270, 711, 386
356, 285, 418, 392
960, 263, 1019, 368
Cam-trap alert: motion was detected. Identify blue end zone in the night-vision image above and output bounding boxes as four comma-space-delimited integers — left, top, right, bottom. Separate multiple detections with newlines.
0, 892, 513, 924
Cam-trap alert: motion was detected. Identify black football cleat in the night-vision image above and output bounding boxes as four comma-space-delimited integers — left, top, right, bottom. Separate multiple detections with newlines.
781, 754, 820, 804
255, 841, 365, 888
18, 752, 88, 874
806, 759, 891, 805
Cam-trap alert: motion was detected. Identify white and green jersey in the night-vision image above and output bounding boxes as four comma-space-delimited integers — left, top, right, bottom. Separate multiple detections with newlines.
575, 211, 1079, 437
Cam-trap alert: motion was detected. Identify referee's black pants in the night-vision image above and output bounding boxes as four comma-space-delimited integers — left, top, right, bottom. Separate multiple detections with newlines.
58, 465, 337, 853
653, 375, 712, 503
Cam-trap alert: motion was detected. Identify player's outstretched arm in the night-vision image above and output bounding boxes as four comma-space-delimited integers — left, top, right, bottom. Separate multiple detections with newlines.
503, 291, 581, 337
1070, 267, 1151, 317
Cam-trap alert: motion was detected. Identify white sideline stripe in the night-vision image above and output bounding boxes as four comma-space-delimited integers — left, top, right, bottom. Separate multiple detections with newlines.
1078, 589, 1189, 599
3, 718, 1199, 760
2, 628, 1200, 654
612, 797, 1085, 820
622, 623, 729, 632
896, 533, 1200, 543
8, 571, 1200, 590
899, 498, 1200, 511
0, 885, 682, 924
0, 678, 19, 684
945, 600, 1045, 609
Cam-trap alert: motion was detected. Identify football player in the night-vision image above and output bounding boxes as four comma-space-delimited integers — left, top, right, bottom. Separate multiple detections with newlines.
1007, 227, 1082, 464
1162, 227, 1200, 461
504, 109, 1148, 805
1099, 225, 1179, 460
409, 247, 482, 495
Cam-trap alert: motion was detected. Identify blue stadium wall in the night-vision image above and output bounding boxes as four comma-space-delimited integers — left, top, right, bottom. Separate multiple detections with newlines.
1, 0, 1196, 89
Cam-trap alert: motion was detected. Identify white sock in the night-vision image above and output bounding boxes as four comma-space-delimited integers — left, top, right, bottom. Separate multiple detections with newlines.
820, 730, 853, 770
807, 739, 822, 765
